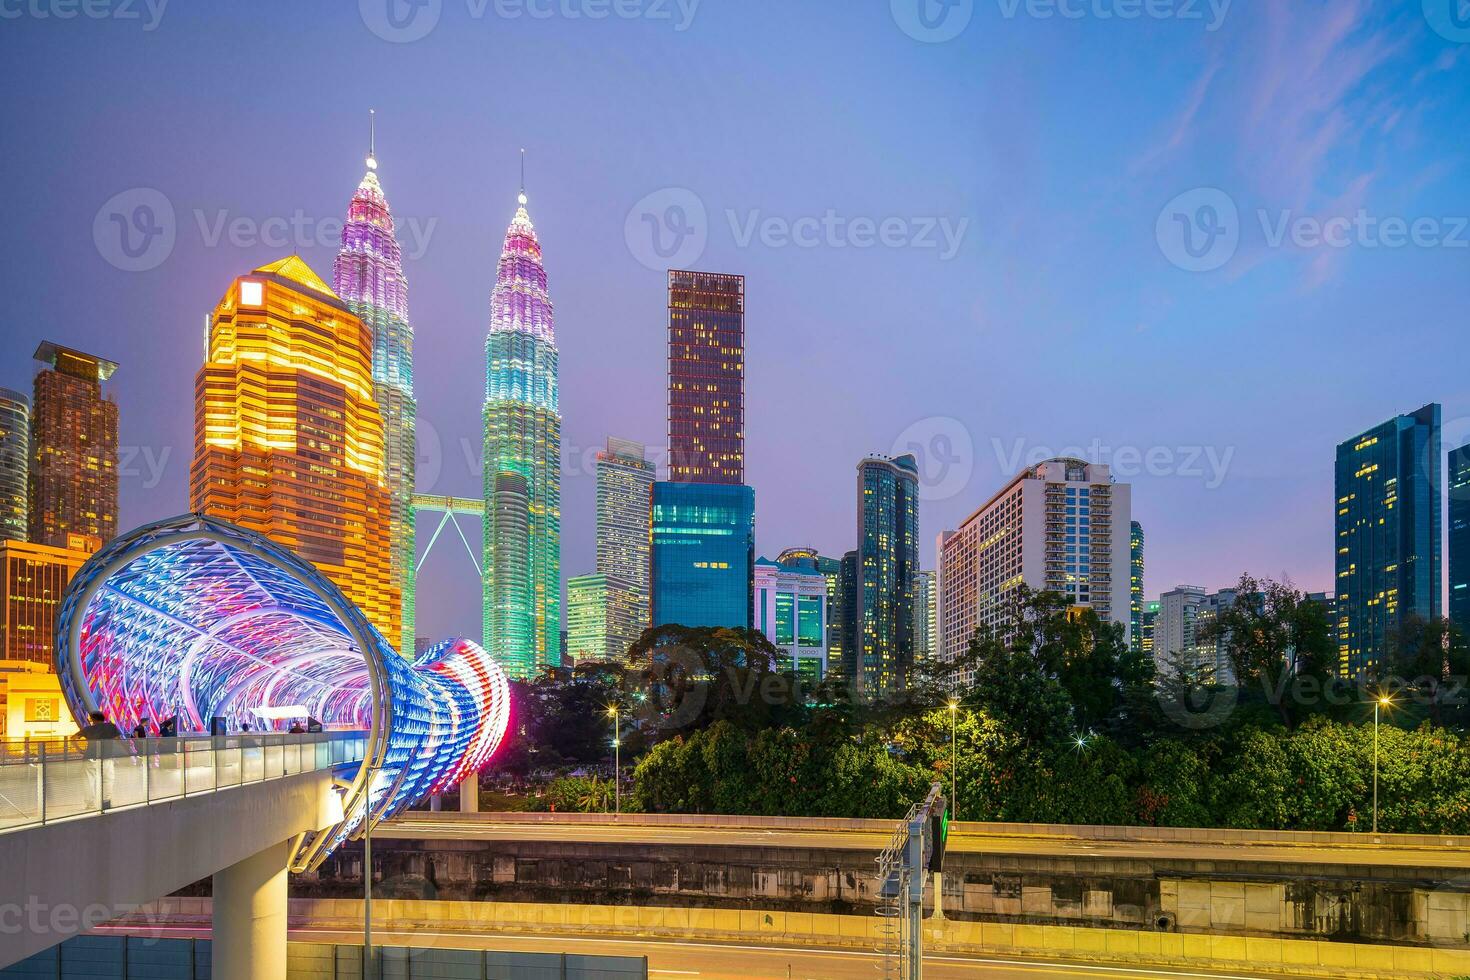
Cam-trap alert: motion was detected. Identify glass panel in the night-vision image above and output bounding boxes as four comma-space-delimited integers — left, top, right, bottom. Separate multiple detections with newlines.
107, 741, 147, 810
0, 747, 42, 829
149, 740, 184, 802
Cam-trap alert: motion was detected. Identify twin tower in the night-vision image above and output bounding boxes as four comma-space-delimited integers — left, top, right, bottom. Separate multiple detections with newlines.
193, 133, 559, 678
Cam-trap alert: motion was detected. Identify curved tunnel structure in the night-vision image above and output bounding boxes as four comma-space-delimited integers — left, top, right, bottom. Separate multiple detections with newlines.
53, 514, 511, 871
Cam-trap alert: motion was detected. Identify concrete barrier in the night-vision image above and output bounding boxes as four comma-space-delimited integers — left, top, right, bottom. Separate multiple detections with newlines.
128, 896, 1470, 979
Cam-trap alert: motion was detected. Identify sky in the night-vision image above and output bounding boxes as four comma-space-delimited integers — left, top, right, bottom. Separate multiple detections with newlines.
1, 0, 1468, 643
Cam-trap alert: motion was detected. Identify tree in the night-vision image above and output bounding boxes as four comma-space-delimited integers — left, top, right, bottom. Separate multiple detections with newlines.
1386, 616, 1470, 729
626, 625, 802, 738
1198, 575, 1334, 729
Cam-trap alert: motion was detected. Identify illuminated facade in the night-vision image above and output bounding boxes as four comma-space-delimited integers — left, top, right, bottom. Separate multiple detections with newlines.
854, 454, 919, 699
54, 514, 510, 872
1450, 441, 1470, 638
596, 438, 654, 621
566, 572, 640, 663
29, 343, 118, 549
1154, 584, 1236, 681
0, 388, 27, 542
938, 458, 1131, 688
1130, 521, 1144, 653
1334, 404, 1441, 677
754, 556, 828, 680
1140, 599, 1159, 658
668, 271, 744, 484
333, 132, 417, 646
651, 481, 754, 629
483, 189, 561, 678
0, 538, 89, 666
913, 569, 935, 661
777, 547, 843, 660
191, 256, 401, 648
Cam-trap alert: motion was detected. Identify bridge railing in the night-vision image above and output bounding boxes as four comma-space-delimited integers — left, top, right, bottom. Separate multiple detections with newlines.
0, 732, 365, 834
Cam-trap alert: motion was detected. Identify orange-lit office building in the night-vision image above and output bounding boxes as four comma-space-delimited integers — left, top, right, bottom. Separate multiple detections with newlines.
191, 256, 401, 648
0, 535, 92, 666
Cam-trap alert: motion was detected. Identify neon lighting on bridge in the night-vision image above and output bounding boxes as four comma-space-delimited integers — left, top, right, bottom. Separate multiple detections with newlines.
53, 514, 511, 871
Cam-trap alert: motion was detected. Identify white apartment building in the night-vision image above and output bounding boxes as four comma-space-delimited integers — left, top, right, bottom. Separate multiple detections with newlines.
937, 458, 1132, 686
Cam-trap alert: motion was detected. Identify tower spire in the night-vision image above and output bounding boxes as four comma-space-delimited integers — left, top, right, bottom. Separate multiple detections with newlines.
518, 148, 526, 206
367, 108, 377, 171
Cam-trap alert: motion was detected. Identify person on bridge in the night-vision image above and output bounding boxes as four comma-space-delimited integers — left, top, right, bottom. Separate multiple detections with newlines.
131, 720, 149, 739
78, 711, 122, 809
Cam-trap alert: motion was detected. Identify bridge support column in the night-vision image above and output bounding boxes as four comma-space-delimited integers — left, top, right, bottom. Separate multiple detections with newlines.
459, 773, 478, 813
212, 838, 289, 980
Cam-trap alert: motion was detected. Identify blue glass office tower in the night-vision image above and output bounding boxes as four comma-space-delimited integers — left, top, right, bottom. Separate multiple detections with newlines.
854, 454, 919, 699
1334, 404, 1441, 677
650, 481, 755, 629
1449, 440, 1470, 637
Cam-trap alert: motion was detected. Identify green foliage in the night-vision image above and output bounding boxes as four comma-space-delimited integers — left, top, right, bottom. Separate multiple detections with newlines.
543, 775, 615, 813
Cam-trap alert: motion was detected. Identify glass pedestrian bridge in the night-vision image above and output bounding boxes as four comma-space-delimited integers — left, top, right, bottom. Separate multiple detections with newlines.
0, 731, 365, 834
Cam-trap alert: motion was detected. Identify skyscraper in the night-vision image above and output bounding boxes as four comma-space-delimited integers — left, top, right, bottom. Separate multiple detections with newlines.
1140, 599, 1159, 658
0, 389, 27, 543
1130, 521, 1144, 653
333, 120, 417, 646
1450, 441, 1470, 637
650, 481, 754, 629
0, 538, 89, 665
776, 547, 843, 663
668, 270, 744, 484
754, 556, 828, 680
855, 453, 919, 700
596, 438, 655, 621
565, 573, 640, 664
1154, 584, 1236, 681
483, 187, 561, 678
1334, 404, 1441, 677
913, 569, 936, 661
838, 549, 857, 681
192, 256, 399, 645
938, 458, 1131, 688
29, 343, 118, 549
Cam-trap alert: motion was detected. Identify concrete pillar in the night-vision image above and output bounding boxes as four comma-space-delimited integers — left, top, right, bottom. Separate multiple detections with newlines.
212, 838, 290, 980
933, 871, 946, 920
459, 772, 478, 813
430, 794, 442, 812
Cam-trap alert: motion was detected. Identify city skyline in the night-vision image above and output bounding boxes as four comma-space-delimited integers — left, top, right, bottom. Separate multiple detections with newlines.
5, 3, 1469, 643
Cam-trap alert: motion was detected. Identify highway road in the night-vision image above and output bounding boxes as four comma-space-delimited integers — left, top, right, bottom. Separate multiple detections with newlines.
380, 815, 1470, 869
103, 925, 1308, 980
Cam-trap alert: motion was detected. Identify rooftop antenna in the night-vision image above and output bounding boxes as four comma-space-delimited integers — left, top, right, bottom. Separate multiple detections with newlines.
367, 108, 377, 171
518, 147, 526, 206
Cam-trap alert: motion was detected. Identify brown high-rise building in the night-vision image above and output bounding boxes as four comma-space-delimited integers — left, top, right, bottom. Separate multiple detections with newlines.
667, 270, 744, 484
28, 342, 119, 549
191, 256, 401, 648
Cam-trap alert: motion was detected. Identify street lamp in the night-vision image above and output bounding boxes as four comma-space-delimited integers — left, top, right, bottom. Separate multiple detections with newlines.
946, 700, 958, 821
1373, 694, 1393, 835
606, 705, 621, 815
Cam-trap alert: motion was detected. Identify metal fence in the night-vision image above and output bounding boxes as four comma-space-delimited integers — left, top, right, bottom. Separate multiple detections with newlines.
0, 937, 647, 980
0, 732, 366, 834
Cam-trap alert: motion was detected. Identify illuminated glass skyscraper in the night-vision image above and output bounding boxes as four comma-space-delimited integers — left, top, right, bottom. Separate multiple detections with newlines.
855, 453, 919, 699
1449, 440, 1470, 637
650, 482, 754, 629
483, 187, 561, 678
1130, 521, 1144, 653
29, 343, 118, 550
0, 389, 27, 543
1334, 404, 1440, 677
192, 256, 399, 646
596, 438, 655, 615
668, 271, 744, 484
333, 118, 417, 646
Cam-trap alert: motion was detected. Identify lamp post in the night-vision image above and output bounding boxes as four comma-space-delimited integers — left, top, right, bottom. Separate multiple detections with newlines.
946, 699, 958, 821
607, 705, 621, 815
1373, 695, 1392, 834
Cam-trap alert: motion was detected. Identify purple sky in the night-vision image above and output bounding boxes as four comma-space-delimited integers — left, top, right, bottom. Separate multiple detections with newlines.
2, 1, 1468, 642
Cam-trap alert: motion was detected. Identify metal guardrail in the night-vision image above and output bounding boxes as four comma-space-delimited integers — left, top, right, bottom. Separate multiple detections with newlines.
0, 732, 366, 834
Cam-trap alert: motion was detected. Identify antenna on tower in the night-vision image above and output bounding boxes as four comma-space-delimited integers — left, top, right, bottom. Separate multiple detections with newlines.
367, 109, 377, 171
518, 148, 527, 206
